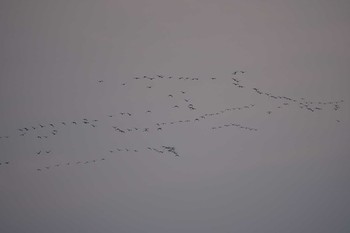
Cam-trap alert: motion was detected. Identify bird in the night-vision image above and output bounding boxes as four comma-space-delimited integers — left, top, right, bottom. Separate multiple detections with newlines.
168, 94, 173, 98
116, 128, 125, 133
98, 80, 104, 83
147, 86, 152, 88
37, 151, 41, 155
173, 105, 179, 108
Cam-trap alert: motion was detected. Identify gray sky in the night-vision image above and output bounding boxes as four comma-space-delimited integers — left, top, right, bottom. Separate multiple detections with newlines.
1, 1, 350, 232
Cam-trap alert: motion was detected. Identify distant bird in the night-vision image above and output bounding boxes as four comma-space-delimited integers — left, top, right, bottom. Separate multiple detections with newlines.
168, 94, 173, 97
127, 113, 132, 116
46, 150, 51, 154
173, 105, 179, 108
37, 151, 41, 155
181, 91, 186, 94
211, 78, 216, 80
147, 86, 152, 88
49, 124, 54, 127
116, 128, 125, 133
122, 83, 126, 86
61, 122, 66, 125
98, 80, 104, 83
146, 110, 151, 113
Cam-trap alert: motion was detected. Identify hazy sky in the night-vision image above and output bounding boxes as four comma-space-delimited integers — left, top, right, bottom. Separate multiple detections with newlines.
1, 1, 350, 232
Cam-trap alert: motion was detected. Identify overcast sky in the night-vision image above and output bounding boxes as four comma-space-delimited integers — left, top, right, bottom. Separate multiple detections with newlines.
1, 1, 350, 232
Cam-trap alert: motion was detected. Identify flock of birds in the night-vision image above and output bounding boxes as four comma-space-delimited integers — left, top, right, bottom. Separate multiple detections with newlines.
0, 71, 345, 172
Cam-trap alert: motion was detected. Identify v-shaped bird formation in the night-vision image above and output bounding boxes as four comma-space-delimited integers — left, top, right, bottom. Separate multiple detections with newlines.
0, 71, 345, 172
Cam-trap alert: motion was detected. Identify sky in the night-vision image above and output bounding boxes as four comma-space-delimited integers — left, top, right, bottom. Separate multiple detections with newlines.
1, 1, 350, 232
